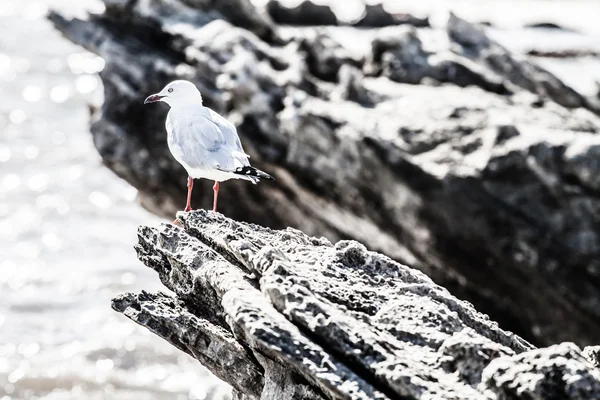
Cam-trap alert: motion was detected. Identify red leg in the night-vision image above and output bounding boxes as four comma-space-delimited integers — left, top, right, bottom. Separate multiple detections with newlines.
185, 176, 194, 212
174, 176, 194, 224
212, 181, 219, 212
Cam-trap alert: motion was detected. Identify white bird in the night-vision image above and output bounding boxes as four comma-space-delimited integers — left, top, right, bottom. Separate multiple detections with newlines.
144, 80, 273, 219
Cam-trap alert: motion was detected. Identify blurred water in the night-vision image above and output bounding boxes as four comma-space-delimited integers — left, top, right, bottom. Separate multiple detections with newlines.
0, 0, 599, 399
0, 1, 230, 399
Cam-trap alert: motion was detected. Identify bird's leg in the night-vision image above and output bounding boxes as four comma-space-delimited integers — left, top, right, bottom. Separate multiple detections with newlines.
185, 176, 194, 212
212, 181, 219, 212
174, 176, 194, 224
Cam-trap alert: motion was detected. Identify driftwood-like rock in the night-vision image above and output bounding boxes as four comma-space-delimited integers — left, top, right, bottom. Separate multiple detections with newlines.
113, 210, 600, 400
50, 0, 600, 346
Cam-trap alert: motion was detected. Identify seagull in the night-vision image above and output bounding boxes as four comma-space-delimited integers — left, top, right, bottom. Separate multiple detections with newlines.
144, 80, 273, 220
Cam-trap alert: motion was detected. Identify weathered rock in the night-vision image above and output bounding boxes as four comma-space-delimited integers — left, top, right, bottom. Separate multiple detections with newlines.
112, 291, 265, 398
113, 210, 600, 399
447, 13, 597, 113
583, 346, 600, 369
482, 343, 600, 400
50, 0, 600, 346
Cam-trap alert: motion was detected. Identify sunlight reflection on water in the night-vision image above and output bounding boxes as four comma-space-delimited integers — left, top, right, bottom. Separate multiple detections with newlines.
0, 1, 230, 399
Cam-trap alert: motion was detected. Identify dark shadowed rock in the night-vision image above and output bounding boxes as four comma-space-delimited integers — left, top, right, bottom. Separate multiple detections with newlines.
365, 25, 509, 93
356, 4, 429, 28
527, 49, 600, 58
523, 22, 573, 31
112, 211, 600, 399
266, 0, 429, 28
267, 0, 338, 26
50, 0, 600, 347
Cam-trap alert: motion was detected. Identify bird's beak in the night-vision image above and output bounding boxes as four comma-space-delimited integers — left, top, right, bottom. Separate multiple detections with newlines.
144, 94, 164, 104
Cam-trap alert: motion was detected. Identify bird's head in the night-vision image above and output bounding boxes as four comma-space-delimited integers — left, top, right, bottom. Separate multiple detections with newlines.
144, 80, 203, 108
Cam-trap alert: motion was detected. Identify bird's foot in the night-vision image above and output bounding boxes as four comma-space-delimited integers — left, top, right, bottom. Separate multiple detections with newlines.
174, 206, 192, 224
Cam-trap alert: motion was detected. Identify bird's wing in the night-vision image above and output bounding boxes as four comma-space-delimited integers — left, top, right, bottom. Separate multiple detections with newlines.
169, 110, 250, 173
207, 108, 250, 159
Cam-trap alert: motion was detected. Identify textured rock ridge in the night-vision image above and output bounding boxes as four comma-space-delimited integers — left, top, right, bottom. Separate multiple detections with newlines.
113, 210, 600, 400
50, 0, 600, 346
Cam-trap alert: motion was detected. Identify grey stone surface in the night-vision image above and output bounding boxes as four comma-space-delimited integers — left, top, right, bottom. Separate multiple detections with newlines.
113, 210, 600, 399
50, 0, 600, 346
482, 343, 600, 400
583, 346, 600, 369
112, 291, 265, 398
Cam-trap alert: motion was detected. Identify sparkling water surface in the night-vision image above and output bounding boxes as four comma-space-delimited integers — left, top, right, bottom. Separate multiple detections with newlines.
1, 0, 598, 399
0, 1, 229, 399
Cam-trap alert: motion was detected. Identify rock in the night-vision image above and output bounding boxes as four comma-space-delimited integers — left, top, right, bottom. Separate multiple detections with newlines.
50, 0, 600, 346
483, 343, 600, 399
365, 25, 509, 93
113, 210, 600, 399
583, 346, 600, 369
356, 4, 429, 28
523, 22, 573, 31
527, 49, 600, 58
298, 32, 363, 82
112, 291, 265, 398
447, 13, 596, 112
267, 0, 338, 26
266, 1, 429, 28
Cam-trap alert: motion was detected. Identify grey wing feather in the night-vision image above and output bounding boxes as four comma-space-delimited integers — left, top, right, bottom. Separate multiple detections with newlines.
207, 108, 247, 157
168, 109, 250, 173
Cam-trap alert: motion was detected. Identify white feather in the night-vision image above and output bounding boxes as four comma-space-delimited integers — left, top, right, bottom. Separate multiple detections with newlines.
148, 80, 268, 183
166, 105, 255, 182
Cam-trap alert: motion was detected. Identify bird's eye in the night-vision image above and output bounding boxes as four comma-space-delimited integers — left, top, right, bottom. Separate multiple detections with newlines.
168, 88, 174, 93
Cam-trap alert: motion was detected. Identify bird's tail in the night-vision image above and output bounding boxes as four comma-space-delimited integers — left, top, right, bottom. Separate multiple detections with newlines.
231, 166, 274, 184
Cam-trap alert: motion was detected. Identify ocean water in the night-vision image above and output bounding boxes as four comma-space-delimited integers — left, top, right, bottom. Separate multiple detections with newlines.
0, 1, 230, 399
0, 0, 598, 399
